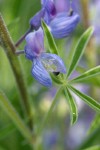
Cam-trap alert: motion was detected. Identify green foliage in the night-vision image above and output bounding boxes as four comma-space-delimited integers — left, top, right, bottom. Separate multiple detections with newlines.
64, 88, 78, 125
42, 21, 100, 128
68, 86, 100, 112
67, 27, 94, 78
70, 65, 100, 83
42, 20, 59, 54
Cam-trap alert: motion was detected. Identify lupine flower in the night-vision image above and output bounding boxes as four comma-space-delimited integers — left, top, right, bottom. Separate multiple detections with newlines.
49, 12, 80, 38
41, 0, 56, 17
25, 28, 66, 87
30, 9, 45, 30
30, 0, 80, 38
55, 0, 81, 14
55, 0, 70, 13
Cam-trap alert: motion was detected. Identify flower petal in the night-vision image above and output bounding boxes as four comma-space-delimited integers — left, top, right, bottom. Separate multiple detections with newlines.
32, 58, 52, 87
55, 0, 70, 13
30, 9, 45, 30
49, 12, 80, 38
25, 28, 44, 60
40, 53, 66, 73
41, 0, 56, 16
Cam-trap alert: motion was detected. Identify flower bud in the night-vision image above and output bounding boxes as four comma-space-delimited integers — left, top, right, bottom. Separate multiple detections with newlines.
30, 9, 45, 30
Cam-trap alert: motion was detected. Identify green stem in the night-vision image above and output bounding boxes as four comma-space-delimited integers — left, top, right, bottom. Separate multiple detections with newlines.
15, 28, 32, 47
81, 0, 89, 28
81, 0, 96, 67
0, 14, 33, 130
81, 1, 97, 101
0, 91, 33, 143
37, 87, 63, 135
35, 87, 63, 149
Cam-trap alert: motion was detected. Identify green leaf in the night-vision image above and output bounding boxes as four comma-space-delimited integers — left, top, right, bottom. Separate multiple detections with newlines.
70, 77, 100, 87
70, 65, 100, 83
67, 26, 94, 78
88, 113, 100, 134
64, 88, 78, 125
68, 86, 100, 112
41, 20, 58, 54
0, 91, 33, 142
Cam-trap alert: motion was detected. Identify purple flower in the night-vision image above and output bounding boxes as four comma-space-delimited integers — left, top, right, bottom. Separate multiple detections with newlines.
49, 12, 80, 38
25, 28, 66, 87
55, 0, 70, 13
55, 0, 81, 14
30, 0, 80, 38
30, 9, 45, 30
41, 0, 56, 17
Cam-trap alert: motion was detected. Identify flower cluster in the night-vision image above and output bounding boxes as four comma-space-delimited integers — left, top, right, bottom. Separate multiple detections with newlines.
24, 0, 80, 87
30, 0, 80, 38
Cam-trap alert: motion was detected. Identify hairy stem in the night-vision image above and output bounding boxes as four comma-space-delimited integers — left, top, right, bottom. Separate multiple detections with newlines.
0, 14, 33, 131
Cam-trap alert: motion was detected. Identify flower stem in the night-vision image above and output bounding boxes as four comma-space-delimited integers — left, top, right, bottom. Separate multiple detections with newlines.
0, 14, 33, 131
34, 87, 63, 149
37, 87, 63, 135
15, 50, 25, 55
15, 28, 32, 47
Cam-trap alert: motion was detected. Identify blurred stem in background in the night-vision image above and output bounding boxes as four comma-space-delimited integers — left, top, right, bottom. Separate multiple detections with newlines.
81, 0, 98, 100
81, 0, 97, 68
0, 14, 33, 131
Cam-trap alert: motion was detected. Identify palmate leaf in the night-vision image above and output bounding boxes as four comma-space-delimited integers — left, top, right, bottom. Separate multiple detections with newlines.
68, 86, 100, 112
71, 76, 100, 87
64, 88, 78, 125
70, 65, 100, 83
67, 26, 94, 78
42, 20, 58, 54
0, 90, 32, 142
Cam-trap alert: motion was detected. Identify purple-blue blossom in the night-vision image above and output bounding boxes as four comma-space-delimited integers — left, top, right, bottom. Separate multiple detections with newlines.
25, 28, 66, 87
49, 12, 80, 38
30, 0, 80, 38
30, 9, 45, 30
55, 0, 81, 14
